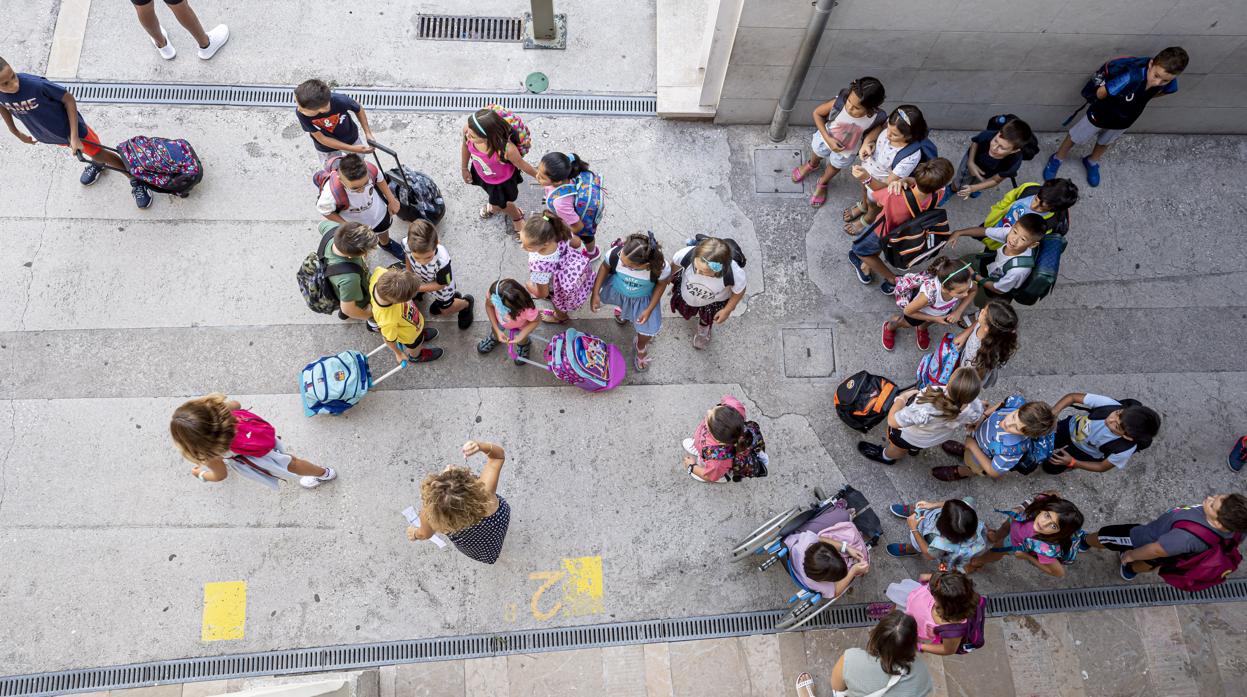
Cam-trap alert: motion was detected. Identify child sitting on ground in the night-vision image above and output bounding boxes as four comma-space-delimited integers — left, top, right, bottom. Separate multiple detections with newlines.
791, 77, 887, 209
934, 395, 1056, 482
784, 501, 871, 601
478, 279, 541, 366
967, 492, 1085, 578
405, 220, 475, 330
882, 257, 976, 352
1044, 392, 1161, 475
949, 116, 1033, 201
858, 368, 985, 468
885, 498, 987, 572
590, 232, 672, 371
316, 152, 405, 261
369, 267, 443, 365
950, 213, 1046, 306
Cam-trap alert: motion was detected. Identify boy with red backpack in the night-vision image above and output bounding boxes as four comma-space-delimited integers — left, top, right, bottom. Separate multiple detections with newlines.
316, 153, 405, 261
1085, 494, 1247, 588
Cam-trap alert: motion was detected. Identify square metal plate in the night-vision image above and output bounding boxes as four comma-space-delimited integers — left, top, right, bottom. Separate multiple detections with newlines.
753, 148, 805, 195
781, 328, 835, 378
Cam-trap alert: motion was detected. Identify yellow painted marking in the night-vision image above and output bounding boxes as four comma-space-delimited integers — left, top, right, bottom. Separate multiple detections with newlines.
528, 571, 565, 621
505, 602, 518, 623
202, 581, 246, 641
560, 556, 604, 617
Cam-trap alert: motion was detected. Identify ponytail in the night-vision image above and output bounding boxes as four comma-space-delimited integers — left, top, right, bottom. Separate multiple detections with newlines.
916, 367, 981, 418
540, 151, 591, 181
522, 212, 573, 245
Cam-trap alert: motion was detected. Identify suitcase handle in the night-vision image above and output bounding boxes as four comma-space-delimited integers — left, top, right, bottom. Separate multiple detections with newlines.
367, 139, 414, 192
74, 139, 131, 175
366, 343, 409, 386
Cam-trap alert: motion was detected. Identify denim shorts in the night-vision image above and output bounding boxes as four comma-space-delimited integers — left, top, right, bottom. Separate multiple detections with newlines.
850, 225, 883, 257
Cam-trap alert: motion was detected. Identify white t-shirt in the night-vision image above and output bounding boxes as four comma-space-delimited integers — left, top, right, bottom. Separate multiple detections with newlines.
894, 396, 986, 449
862, 130, 921, 182
316, 176, 386, 229
406, 244, 456, 302
528, 247, 561, 285
824, 108, 879, 153
673, 246, 747, 307
916, 277, 959, 318
983, 228, 1034, 293
1067, 393, 1138, 469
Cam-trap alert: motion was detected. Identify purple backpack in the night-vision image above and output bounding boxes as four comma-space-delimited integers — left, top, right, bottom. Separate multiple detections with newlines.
1159, 520, 1243, 592
934, 594, 988, 654
117, 136, 203, 194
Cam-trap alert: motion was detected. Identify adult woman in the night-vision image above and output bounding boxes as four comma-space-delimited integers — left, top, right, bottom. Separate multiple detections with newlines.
407, 440, 511, 564
794, 610, 933, 697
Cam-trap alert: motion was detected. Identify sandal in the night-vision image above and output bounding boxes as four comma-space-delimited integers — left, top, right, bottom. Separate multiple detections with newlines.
791, 162, 815, 183
539, 308, 568, 324
809, 183, 828, 208
510, 206, 526, 233
794, 672, 816, 697
633, 337, 651, 372
842, 202, 866, 222
479, 204, 496, 219
843, 217, 868, 236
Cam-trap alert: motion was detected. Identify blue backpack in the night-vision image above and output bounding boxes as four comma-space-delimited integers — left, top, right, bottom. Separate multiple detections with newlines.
890, 139, 938, 171
301, 350, 372, 416
982, 395, 1055, 473
1062, 56, 1151, 126
545, 171, 604, 238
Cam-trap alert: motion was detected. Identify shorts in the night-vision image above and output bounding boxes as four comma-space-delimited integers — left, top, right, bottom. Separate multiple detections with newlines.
1094, 523, 1165, 568
429, 293, 461, 315
810, 132, 855, 169
131, 0, 185, 5
849, 224, 883, 258
1041, 417, 1103, 474
397, 330, 429, 352
58, 125, 102, 158
1068, 114, 1125, 147
900, 314, 930, 328
470, 168, 522, 208
227, 440, 299, 488
315, 134, 367, 165
951, 150, 983, 191
887, 427, 921, 455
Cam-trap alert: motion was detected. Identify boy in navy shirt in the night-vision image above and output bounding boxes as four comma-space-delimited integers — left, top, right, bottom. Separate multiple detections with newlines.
1044, 47, 1187, 187
949, 117, 1032, 201
0, 57, 151, 208
295, 79, 375, 165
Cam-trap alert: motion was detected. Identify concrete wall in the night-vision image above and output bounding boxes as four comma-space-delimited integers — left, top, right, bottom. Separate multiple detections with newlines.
714, 0, 1247, 132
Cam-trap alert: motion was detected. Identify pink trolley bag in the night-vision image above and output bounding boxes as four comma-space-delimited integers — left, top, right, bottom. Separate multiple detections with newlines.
517, 328, 627, 392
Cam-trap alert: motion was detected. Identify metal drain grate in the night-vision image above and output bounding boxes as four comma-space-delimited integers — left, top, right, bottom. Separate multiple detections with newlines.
416, 14, 524, 42
4, 580, 1244, 697
59, 82, 657, 117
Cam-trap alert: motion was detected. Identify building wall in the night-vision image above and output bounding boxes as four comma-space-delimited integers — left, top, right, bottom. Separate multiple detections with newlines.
714, 0, 1247, 132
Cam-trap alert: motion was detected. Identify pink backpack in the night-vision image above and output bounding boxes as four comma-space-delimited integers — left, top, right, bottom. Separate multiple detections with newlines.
1159, 520, 1243, 592
312, 155, 380, 213
230, 410, 277, 456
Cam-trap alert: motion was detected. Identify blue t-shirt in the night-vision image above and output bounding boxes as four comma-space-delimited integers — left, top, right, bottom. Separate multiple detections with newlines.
999, 194, 1037, 229
296, 92, 362, 152
975, 402, 1029, 473
0, 73, 88, 145
970, 130, 1023, 179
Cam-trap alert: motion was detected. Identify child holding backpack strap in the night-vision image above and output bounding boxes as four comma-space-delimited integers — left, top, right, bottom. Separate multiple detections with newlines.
882, 257, 976, 352
478, 279, 541, 366
315, 153, 405, 261
521, 213, 595, 323
681, 395, 767, 483
934, 395, 1055, 482
170, 394, 336, 489
538, 151, 605, 260
590, 232, 672, 371
461, 107, 537, 234
1044, 392, 1161, 475
966, 493, 1084, 578
844, 104, 935, 234
670, 236, 747, 350
791, 76, 887, 209
884, 497, 988, 571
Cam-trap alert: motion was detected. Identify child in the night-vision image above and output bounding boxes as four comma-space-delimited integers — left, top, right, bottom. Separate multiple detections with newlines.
590, 232, 671, 371
0, 57, 151, 208
1044, 392, 1161, 475
1086, 494, 1247, 581
538, 151, 604, 259
949, 117, 1033, 200
791, 77, 887, 208
979, 178, 1079, 241
882, 257, 976, 352
933, 395, 1056, 482
317, 220, 379, 332
295, 78, 375, 164
316, 153, 405, 261
461, 107, 537, 233
844, 104, 931, 233
954, 301, 1019, 389
950, 213, 1046, 306
670, 237, 747, 350
405, 220, 475, 330
129, 0, 229, 60
521, 213, 595, 323
170, 393, 336, 489
967, 493, 1084, 578
885, 499, 987, 572
681, 395, 754, 483
783, 500, 871, 601
369, 267, 443, 365
859, 368, 984, 467
1045, 47, 1188, 187
848, 158, 954, 294
883, 571, 980, 656
478, 278, 541, 366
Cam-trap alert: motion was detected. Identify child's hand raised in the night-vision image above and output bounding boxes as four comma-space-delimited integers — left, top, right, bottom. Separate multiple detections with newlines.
462, 440, 483, 458
858, 142, 874, 160
887, 177, 916, 195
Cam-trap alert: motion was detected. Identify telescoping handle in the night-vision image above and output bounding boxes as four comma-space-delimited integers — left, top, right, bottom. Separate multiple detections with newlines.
366, 139, 413, 191
366, 343, 408, 386
510, 333, 550, 371
73, 139, 130, 175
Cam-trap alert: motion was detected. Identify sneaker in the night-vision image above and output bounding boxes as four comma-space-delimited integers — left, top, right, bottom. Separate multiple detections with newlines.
411, 347, 443, 363
1119, 563, 1138, 581
879, 280, 895, 296
131, 181, 153, 209
1081, 157, 1101, 187
886, 543, 921, 557
1229, 437, 1247, 473
613, 307, 628, 325
152, 27, 176, 60
889, 504, 915, 518
477, 334, 499, 354
848, 251, 872, 284
682, 437, 697, 456
456, 294, 475, 330
421, 327, 439, 343
931, 465, 969, 482
857, 441, 896, 465
365, 319, 379, 333
915, 325, 931, 351
197, 24, 230, 60
940, 440, 966, 457
382, 239, 406, 261
299, 466, 337, 489
693, 322, 712, 350
80, 163, 104, 186
881, 321, 895, 351
513, 341, 531, 366
1042, 154, 1062, 182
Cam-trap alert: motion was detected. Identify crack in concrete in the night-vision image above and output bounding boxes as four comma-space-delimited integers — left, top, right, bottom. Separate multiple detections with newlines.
16, 213, 49, 332
0, 402, 13, 516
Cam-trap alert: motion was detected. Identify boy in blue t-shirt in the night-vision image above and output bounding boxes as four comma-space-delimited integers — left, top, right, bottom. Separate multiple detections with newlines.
932, 396, 1055, 482
295, 79, 375, 165
0, 57, 151, 208
1044, 46, 1187, 187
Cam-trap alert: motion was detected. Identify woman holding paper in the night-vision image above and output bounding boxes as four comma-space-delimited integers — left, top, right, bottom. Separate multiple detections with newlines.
407, 440, 511, 564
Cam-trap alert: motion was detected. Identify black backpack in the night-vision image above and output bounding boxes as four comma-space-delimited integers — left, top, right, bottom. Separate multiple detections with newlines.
879, 189, 951, 271
680, 234, 747, 287
1079, 398, 1153, 454
834, 371, 899, 433
384, 165, 445, 224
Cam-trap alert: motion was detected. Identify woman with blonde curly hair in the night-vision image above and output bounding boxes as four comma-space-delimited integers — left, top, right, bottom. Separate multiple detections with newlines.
407, 439, 511, 564
169, 393, 336, 489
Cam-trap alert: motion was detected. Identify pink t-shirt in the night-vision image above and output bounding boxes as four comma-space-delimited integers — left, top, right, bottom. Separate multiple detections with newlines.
692, 395, 747, 482
905, 584, 940, 643
499, 307, 539, 331
466, 138, 515, 185
544, 185, 581, 226
1010, 519, 1058, 565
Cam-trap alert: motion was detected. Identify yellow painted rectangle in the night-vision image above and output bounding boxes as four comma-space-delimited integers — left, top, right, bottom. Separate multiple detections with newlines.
202, 581, 246, 641
560, 556, 603, 617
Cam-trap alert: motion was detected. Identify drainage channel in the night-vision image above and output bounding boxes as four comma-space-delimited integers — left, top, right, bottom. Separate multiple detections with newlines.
3, 579, 1244, 697
59, 81, 656, 117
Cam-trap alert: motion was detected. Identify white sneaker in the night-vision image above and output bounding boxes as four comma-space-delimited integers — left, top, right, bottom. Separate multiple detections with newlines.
197, 24, 230, 60
682, 438, 697, 456
300, 466, 337, 489
153, 28, 176, 60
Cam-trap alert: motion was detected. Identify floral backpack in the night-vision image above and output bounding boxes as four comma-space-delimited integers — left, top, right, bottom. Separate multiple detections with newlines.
700, 421, 768, 482
487, 104, 532, 156
991, 501, 1085, 565
529, 241, 594, 312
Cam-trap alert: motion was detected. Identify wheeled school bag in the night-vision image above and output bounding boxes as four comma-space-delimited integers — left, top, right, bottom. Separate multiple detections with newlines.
834, 371, 898, 433
313, 154, 381, 212
1063, 56, 1151, 126
487, 104, 533, 156
546, 171, 605, 237
296, 228, 363, 315
79, 136, 203, 195
1008, 233, 1067, 306
368, 141, 445, 223
515, 328, 627, 392
1159, 521, 1243, 592
878, 189, 950, 271
301, 345, 408, 416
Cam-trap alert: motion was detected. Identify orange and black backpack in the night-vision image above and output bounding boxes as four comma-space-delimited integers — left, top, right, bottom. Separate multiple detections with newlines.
834, 371, 898, 433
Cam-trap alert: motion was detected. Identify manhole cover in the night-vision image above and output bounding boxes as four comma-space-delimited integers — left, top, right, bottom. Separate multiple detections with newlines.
526, 72, 549, 93
781, 328, 835, 378
753, 148, 805, 195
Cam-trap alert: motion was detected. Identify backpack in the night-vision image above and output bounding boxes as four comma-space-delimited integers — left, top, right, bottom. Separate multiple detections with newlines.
982, 395, 1054, 474
834, 371, 898, 433
680, 234, 747, 287
976, 250, 1036, 284
1007, 233, 1066, 306
891, 271, 931, 310
981, 184, 1071, 251
384, 165, 445, 223
1063, 56, 1151, 126
296, 229, 364, 315
1159, 520, 1243, 592
546, 170, 605, 237
826, 87, 888, 136
229, 410, 277, 456
116, 136, 203, 195
1080, 399, 1152, 454
313, 155, 380, 213
728, 421, 768, 481
605, 239, 661, 282
890, 139, 938, 171
934, 594, 988, 654
879, 189, 950, 271
486, 104, 532, 156
300, 350, 372, 416
915, 332, 963, 389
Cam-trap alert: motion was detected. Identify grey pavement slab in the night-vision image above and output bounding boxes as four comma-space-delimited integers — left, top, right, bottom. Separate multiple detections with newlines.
1, 0, 58, 75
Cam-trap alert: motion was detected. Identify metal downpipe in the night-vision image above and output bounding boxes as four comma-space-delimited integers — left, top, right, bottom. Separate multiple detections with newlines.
768, 0, 836, 142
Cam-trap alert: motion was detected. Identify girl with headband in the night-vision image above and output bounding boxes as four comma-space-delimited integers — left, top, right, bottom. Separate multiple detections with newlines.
460, 108, 537, 234
590, 231, 672, 371
883, 257, 976, 352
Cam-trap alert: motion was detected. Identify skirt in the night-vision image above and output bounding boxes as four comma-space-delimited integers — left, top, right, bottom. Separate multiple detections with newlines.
470, 168, 522, 208
600, 281, 662, 336
669, 267, 726, 326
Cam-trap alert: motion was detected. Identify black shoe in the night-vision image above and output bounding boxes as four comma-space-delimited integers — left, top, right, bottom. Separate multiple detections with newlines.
382, 239, 406, 260
337, 311, 349, 320
857, 441, 896, 465
514, 341, 531, 366
421, 327, 439, 343
410, 347, 443, 363
457, 294, 475, 330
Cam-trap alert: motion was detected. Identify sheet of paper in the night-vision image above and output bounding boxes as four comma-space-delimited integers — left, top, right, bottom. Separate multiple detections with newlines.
402, 506, 448, 549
